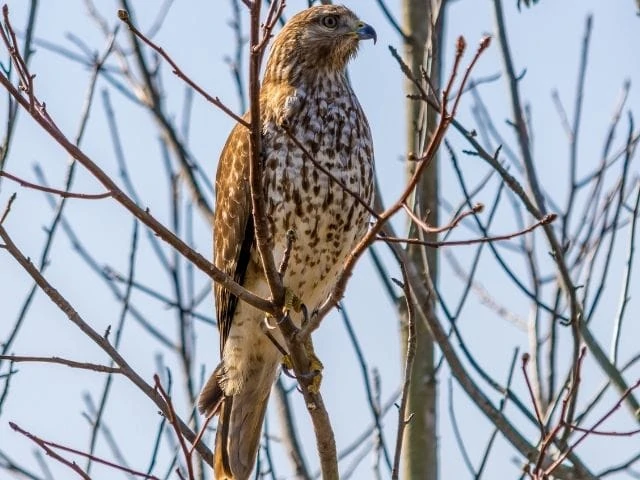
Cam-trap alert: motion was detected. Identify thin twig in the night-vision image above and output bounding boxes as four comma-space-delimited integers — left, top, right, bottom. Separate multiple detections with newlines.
0, 355, 122, 374
10, 422, 159, 479
381, 213, 555, 248
0, 0, 39, 171
610, 182, 640, 363
340, 304, 392, 472
154, 374, 194, 480
0, 223, 213, 464
247, 0, 285, 307
447, 379, 476, 476
391, 262, 417, 480
116, 9, 248, 128
0, 170, 112, 199
307, 35, 492, 336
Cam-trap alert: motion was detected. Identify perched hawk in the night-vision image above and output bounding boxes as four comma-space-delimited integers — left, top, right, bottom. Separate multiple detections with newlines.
198, 5, 376, 479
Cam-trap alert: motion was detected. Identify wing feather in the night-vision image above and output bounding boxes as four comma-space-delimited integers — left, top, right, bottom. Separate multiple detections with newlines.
214, 120, 253, 355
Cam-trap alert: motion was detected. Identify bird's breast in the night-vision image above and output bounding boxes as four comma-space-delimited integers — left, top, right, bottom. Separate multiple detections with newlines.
261, 84, 374, 309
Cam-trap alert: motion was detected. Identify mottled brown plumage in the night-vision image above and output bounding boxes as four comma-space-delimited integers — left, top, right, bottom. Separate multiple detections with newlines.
199, 6, 376, 479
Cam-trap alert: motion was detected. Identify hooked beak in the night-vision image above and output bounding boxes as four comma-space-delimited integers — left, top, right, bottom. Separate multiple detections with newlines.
356, 22, 377, 44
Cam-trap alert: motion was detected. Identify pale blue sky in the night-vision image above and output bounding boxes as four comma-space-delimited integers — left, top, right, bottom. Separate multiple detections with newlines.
1, 1, 639, 479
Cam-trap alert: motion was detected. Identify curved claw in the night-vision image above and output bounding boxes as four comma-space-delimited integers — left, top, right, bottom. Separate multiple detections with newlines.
283, 288, 303, 315
263, 315, 278, 330
280, 351, 323, 393
300, 304, 309, 326
281, 365, 297, 380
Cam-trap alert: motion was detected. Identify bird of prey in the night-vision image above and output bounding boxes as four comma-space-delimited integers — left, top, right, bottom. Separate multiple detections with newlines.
198, 5, 376, 479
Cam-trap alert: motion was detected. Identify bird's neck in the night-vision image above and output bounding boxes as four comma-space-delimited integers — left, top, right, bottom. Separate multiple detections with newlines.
260, 71, 352, 127
264, 58, 348, 88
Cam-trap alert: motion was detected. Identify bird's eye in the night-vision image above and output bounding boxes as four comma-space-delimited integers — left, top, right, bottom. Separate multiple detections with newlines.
322, 15, 338, 29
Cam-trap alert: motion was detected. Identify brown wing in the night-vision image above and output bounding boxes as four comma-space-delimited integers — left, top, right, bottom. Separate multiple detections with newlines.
214, 120, 254, 355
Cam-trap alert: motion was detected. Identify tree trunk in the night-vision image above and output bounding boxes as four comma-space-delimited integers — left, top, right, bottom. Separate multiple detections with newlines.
400, 1, 446, 479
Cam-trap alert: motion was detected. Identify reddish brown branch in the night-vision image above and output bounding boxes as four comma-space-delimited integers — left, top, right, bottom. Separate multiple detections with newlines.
0, 223, 212, 464
521, 353, 546, 439
10, 422, 159, 479
257, 0, 287, 56
0, 355, 122, 374
188, 413, 214, 459
402, 201, 484, 235
547, 376, 640, 474
0, 192, 15, 225
0, 9, 274, 317
566, 424, 640, 437
247, 0, 284, 307
0, 170, 112, 199
304, 36, 494, 335
116, 9, 249, 128
531, 347, 587, 477
451, 36, 492, 116
1, 6, 34, 112
154, 374, 194, 480
381, 213, 556, 248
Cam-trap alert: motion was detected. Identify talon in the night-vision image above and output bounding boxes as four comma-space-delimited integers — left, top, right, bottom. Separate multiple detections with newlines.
282, 354, 293, 371
286, 228, 297, 243
300, 304, 309, 327
283, 369, 298, 380
262, 317, 289, 356
262, 315, 277, 330
284, 287, 303, 314
309, 371, 323, 394
280, 338, 324, 393
304, 337, 323, 394
308, 353, 323, 374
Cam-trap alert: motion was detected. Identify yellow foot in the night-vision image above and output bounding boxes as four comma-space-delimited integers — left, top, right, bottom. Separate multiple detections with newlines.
284, 287, 303, 315
280, 340, 323, 393
282, 354, 293, 371
304, 337, 323, 394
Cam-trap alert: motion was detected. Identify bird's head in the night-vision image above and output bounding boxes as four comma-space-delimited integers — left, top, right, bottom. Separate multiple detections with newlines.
263, 5, 376, 84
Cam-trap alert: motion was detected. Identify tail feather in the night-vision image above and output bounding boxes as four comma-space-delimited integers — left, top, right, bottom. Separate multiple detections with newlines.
215, 387, 271, 479
198, 364, 225, 418
214, 397, 233, 479
200, 362, 274, 479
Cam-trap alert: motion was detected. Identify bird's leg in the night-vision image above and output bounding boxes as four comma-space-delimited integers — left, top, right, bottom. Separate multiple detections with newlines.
261, 283, 301, 358
280, 289, 301, 373
283, 286, 303, 315
300, 306, 323, 393
280, 303, 324, 393
264, 309, 323, 392
277, 228, 324, 390
303, 339, 324, 393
